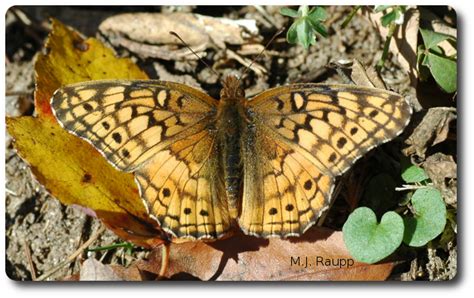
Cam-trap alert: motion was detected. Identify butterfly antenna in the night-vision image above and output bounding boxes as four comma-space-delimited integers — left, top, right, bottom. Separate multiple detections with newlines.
169, 31, 220, 78
238, 27, 285, 83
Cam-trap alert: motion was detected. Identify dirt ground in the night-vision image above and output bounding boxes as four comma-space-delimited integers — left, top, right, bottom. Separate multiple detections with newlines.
5, 6, 456, 281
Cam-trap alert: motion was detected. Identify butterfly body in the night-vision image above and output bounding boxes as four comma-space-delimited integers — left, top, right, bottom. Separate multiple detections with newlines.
51, 74, 411, 240
215, 77, 247, 219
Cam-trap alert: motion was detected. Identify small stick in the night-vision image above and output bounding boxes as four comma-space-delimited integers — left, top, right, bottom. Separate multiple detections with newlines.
36, 225, 106, 281
23, 239, 37, 280
395, 184, 433, 191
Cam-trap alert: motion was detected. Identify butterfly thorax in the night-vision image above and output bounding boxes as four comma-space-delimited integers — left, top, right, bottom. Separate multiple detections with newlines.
216, 75, 247, 219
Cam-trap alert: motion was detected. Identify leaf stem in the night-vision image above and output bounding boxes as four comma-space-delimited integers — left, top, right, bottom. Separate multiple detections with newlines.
376, 21, 397, 71
86, 242, 134, 252
341, 5, 361, 29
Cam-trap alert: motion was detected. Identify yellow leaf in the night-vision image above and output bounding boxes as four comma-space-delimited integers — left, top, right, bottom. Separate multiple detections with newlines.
8, 18, 165, 248
34, 18, 148, 119
7, 117, 165, 248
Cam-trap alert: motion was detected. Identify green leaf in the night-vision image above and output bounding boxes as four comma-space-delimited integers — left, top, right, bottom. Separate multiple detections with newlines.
425, 52, 457, 93
343, 207, 404, 264
401, 164, 430, 183
381, 10, 397, 27
308, 6, 327, 21
403, 187, 447, 247
420, 28, 454, 50
307, 18, 328, 38
280, 7, 299, 18
296, 19, 315, 49
286, 21, 299, 44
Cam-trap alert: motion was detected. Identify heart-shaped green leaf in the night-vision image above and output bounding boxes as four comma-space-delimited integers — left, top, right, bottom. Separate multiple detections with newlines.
403, 187, 447, 247
343, 207, 404, 264
401, 164, 429, 183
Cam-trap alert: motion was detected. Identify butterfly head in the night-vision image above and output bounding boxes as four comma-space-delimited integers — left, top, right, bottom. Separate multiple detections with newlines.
220, 75, 245, 100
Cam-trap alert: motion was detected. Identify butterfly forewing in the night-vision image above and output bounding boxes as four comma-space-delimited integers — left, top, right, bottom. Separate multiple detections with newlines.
51, 80, 217, 172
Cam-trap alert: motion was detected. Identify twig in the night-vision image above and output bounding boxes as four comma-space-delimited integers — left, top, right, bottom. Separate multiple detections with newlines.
5, 90, 34, 97
5, 188, 18, 196
23, 239, 37, 280
36, 225, 106, 281
395, 184, 433, 191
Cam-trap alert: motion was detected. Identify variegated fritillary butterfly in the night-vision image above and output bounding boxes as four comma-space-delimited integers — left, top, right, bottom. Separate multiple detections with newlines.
51, 75, 412, 240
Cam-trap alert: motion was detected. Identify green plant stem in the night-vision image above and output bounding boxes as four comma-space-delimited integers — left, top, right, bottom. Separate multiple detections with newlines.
86, 242, 133, 252
376, 22, 397, 71
341, 5, 361, 29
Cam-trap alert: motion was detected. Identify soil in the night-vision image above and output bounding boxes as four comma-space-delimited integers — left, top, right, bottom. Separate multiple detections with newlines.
5, 6, 456, 281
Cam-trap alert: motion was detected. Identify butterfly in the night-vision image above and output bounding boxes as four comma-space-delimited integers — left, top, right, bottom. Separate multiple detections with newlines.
51, 75, 412, 240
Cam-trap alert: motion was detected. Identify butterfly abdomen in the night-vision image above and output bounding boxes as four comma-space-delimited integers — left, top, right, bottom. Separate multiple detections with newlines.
216, 89, 247, 219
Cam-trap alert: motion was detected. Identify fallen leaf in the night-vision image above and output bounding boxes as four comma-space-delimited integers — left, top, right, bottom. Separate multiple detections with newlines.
80, 258, 122, 281
98, 12, 259, 60
8, 18, 165, 248
34, 18, 148, 119
6, 116, 165, 248
404, 107, 456, 158
423, 153, 457, 207
129, 228, 395, 281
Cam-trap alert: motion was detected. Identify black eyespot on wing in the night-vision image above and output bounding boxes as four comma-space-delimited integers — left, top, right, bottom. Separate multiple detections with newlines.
337, 137, 347, 149
304, 179, 313, 190
162, 188, 171, 197
112, 132, 122, 144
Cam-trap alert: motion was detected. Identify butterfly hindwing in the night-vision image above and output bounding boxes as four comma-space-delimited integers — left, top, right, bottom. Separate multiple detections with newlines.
240, 126, 334, 237
135, 125, 231, 239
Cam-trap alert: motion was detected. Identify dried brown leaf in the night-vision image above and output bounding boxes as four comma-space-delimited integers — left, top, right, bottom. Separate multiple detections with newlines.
128, 228, 395, 281
404, 107, 456, 158
80, 258, 122, 281
99, 12, 258, 60
423, 153, 457, 206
